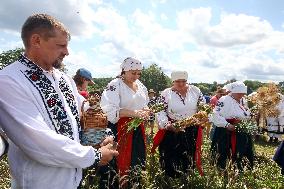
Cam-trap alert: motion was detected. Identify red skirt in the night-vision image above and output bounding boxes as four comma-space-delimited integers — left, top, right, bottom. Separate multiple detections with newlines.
116, 117, 146, 176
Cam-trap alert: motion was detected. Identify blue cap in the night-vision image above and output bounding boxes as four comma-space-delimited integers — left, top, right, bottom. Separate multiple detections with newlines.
78, 68, 95, 84
78, 68, 92, 80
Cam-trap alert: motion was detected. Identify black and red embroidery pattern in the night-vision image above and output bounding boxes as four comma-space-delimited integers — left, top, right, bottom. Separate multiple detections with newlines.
172, 89, 186, 105
19, 55, 80, 140
59, 78, 81, 131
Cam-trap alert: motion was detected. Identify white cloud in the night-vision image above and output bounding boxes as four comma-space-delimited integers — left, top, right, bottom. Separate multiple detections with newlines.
0, 0, 99, 37
1, 1, 284, 83
177, 8, 273, 47
92, 6, 131, 49
65, 48, 121, 78
117, 0, 127, 3
0, 38, 23, 52
203, 13, 273, 47
160, 13, 168, 21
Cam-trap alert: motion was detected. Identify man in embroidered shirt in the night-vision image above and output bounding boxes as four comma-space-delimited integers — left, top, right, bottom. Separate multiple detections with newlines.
0, 14, 118, 189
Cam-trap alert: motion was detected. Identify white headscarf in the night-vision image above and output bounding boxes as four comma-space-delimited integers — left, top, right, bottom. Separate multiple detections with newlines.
171, 71, 188, 81
230, 81, 247, 94
223, 83, 232, 92
120, 57, 142, 71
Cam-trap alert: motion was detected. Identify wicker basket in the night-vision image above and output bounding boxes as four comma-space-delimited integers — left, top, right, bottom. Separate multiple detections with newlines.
80, 94, 108, 147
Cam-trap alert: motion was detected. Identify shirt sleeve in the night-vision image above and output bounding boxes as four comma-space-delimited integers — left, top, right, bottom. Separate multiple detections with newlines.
156, 90, 170, 129
0, 75, 101, 169
197, 90, 206, 105
209, 98, 230, 128
100, 79, 121, 124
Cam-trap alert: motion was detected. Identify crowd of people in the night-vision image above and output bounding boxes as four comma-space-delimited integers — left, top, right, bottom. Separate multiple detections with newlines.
0, 13, 284, 189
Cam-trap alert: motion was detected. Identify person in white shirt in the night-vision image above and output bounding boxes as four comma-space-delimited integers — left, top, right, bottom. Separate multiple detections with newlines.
267, 94, 284, 143
100, 57, 150, 188
210, 82, 253, 171
154, 71, 204, 178
0, 14, 118, 189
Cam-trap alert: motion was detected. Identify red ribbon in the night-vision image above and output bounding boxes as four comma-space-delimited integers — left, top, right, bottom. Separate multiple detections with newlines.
226, 118, 241, 157
231, 131, 236, 157
116, 117, 146, 177
195, 126, 204, 176
151, 129, 166, 153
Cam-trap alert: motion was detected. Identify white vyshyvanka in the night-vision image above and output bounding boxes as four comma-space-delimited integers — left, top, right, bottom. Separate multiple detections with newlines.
156, 85, 204, 129
210, 95, 251, 128
0, 55, 101, 189
100, 78, 149, 123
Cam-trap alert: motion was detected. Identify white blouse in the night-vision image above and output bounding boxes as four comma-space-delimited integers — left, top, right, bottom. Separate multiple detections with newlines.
100, 78, 149, 124
267, 95, 284, 126
278, 98, 284, 125
156, 85, 203, 129
210, 95, 251, 128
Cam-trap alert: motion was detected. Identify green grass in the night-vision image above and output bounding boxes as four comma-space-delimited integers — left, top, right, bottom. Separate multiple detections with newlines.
1, 134, 284, 189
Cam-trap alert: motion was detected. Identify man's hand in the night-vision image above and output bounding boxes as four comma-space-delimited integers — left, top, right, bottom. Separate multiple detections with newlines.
226, 124, 235, 132
100, 136, 114, 147
98, 143, 119, 166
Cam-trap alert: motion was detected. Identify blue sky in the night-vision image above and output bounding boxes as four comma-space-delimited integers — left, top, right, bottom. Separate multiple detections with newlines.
1, 0, 284, 83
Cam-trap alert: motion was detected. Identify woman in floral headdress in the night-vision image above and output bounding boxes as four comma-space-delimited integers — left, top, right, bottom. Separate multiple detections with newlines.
210, 81, 254, 171
152, 71, 205, 178
100, 57, 150, 188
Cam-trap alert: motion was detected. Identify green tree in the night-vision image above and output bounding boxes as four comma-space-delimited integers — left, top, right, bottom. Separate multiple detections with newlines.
140, 64, 171, 93
0, 48, 68, 73
244, 80, 265, 93
210, 81, 218, 93
193, 83, 211, 95
0, 48, 24, 70
89, 77, 113, 92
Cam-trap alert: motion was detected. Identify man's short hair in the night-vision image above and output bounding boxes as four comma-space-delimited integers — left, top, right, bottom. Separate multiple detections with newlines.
21, 14, 70, 48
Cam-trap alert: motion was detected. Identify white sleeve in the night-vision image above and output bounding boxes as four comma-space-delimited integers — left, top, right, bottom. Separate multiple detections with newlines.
100, 79, 121, 124
141, 82, 149, 108
0, 76, 101, 169
197, 89, 206, 108
209, 98, 230, 128
156, 90, 170, 129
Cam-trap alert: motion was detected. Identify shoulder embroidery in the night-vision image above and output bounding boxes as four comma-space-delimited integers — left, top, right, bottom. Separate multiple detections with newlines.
19, 55, 80, 140
106, 85, 116, 91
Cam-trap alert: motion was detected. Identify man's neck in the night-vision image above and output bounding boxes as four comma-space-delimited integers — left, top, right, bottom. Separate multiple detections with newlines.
24, 51, 53, 71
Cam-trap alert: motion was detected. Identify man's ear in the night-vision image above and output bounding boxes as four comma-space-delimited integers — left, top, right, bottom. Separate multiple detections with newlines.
30, 34, 42, 49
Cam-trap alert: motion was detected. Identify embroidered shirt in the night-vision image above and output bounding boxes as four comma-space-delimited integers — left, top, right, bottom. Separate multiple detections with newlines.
100, 78, 149, 124
0, 55, 101, 189
210, 95, 251, 128
156, 85, 204, 129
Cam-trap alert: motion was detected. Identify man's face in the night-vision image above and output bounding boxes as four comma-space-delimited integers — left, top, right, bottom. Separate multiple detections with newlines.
39, 29, 69, 69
